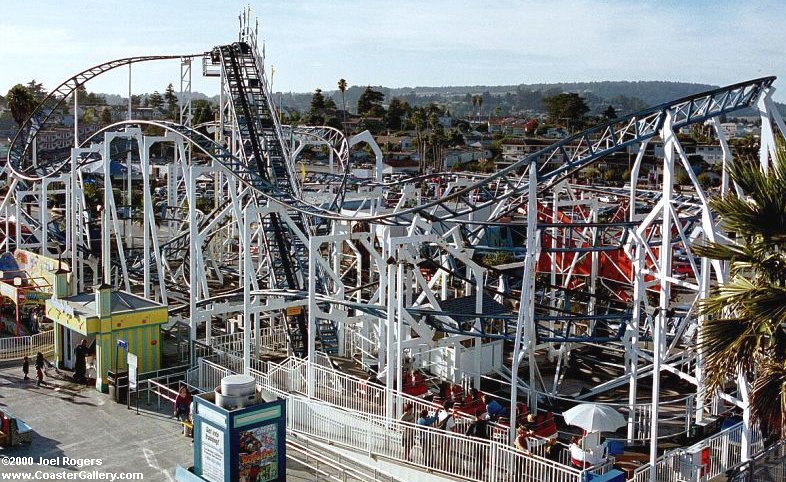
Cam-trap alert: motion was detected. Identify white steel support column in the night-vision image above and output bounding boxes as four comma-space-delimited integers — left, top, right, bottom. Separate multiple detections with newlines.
738, 373, 752, 462
395, 260, 405, 418
509, 161, 538, 440
188, 165, 199, 367
242, 208, 252, 375
757, 90, 777, 174
627, 235, 643, 442
307, 235, 317, 398
474, 266, 483, 389
40, 178, 48, 255
629, 141, 650, 220
102, 141, 112, 284
650, 113, 676, 481
385, 256, 396, 421
141, 139, 152, 300
69, 149, 78, 293
695, 255, 710, 424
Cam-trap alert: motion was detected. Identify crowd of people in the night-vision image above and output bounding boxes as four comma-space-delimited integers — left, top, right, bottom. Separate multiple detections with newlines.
391, 370, 576, 478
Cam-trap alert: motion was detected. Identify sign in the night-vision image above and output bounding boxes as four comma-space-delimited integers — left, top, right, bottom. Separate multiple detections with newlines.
286, 306, 301, 316
238, 424, 279, 482
201, 424, 225, 482
116, 339, 128, 350
127, 353, 138, 390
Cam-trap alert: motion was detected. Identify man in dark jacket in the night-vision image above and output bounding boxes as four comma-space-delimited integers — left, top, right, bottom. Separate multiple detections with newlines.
74, 339, 88, 384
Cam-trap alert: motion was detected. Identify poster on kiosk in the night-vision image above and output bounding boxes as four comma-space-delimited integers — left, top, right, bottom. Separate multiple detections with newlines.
188, 395, 286, 482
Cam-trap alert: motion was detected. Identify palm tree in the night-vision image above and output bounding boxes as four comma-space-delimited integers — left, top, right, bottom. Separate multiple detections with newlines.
6, 84, 36, 128
696, 148, 786, 438
337, 78, 347, 128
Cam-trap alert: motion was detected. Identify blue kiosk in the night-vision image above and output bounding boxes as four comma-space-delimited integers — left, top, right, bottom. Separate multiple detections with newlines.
176, 378, 286, 482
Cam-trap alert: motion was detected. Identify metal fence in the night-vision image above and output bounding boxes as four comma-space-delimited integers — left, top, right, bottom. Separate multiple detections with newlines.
631, 422, 766, 482
197, 355, 601, 482
0, 330, 54, 361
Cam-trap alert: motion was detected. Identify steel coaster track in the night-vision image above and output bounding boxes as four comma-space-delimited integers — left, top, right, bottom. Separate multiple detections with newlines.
6, 55, 775, 227
1, 42, 776, 351
218, 42, 338, 357
6, 54, 204, 182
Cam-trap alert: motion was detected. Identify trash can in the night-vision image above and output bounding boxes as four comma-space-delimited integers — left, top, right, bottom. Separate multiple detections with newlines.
107, 370, 128, 403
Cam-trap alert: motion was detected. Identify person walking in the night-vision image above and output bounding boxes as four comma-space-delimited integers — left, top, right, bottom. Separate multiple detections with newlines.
174, 386, 193, 433
22, 356, 29, 381
35, 352, 51, 387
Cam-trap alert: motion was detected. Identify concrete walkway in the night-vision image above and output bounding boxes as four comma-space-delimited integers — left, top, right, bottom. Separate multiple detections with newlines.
0, 363, 316, 480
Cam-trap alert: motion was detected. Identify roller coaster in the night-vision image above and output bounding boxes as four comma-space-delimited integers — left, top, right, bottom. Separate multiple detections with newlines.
4, 11, 785, 481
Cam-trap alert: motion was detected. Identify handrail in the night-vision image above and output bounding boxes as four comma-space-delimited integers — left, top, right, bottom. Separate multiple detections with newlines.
0, 330, 54, 361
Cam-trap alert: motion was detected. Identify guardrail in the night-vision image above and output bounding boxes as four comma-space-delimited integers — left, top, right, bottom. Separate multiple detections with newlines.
143, 371, 204, 412
198, 354, 605, 482
631, 422, 765, 482
286, 436, 404, 482
204, 325, 288, 354
0, 330, 54, 361
288, 395, 586, 482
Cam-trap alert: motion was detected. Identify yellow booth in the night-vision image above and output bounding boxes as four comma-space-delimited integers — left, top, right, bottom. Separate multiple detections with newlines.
46, 285, 168, 392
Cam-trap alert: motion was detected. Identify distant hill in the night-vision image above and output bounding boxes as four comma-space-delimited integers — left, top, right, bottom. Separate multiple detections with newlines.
273, 80, 783, 118
96, 80, 783, 119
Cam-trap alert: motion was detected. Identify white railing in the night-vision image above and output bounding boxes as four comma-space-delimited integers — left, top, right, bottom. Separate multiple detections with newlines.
206, 325, 288, 354
303, 361, 512, 440
202, 354, 578, 482
195, 357, 233, 392
286, 436, 404, 482
145, 377, 203, 412
632, 449, 697, 482
702, 421, 763, 480
631, 422, 765, 482
0, 330, 54, 361
287, 395, 585, 482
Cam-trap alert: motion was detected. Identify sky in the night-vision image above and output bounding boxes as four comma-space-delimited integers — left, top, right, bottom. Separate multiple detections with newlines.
1, 0, 785, 100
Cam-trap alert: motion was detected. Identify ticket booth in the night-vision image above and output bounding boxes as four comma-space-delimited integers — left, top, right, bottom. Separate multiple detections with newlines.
46, 286, 168, 392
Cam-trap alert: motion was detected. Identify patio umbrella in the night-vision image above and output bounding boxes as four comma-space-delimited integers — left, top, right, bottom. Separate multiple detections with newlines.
562, 403, 626, 433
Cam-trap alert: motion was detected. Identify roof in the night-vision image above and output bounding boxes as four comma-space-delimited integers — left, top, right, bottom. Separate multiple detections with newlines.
58, 290, 165, 318
437, 293, 510, 319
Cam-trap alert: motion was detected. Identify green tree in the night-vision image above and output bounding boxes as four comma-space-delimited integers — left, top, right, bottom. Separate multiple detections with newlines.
148, 91, 164, 109
164, 83, 178, 119
192, 99, 214, 126
6, 84, 36, 127
25, 80, 47, 103
309, 88, 326, 112
385, 98, 407, 131
337, 78, 347, 111
602, 105, 618, 120
357, 86, 385, 117
410, 109, 427, 173
675, 169, 691, 185
696, 151, 786, 436
99, 106, 113, 125
83, 108, 95, 124
543, 92, 590, 131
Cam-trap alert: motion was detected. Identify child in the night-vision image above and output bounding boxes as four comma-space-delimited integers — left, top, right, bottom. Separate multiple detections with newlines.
35, 352, 51, 387
22, 356, 29, 381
